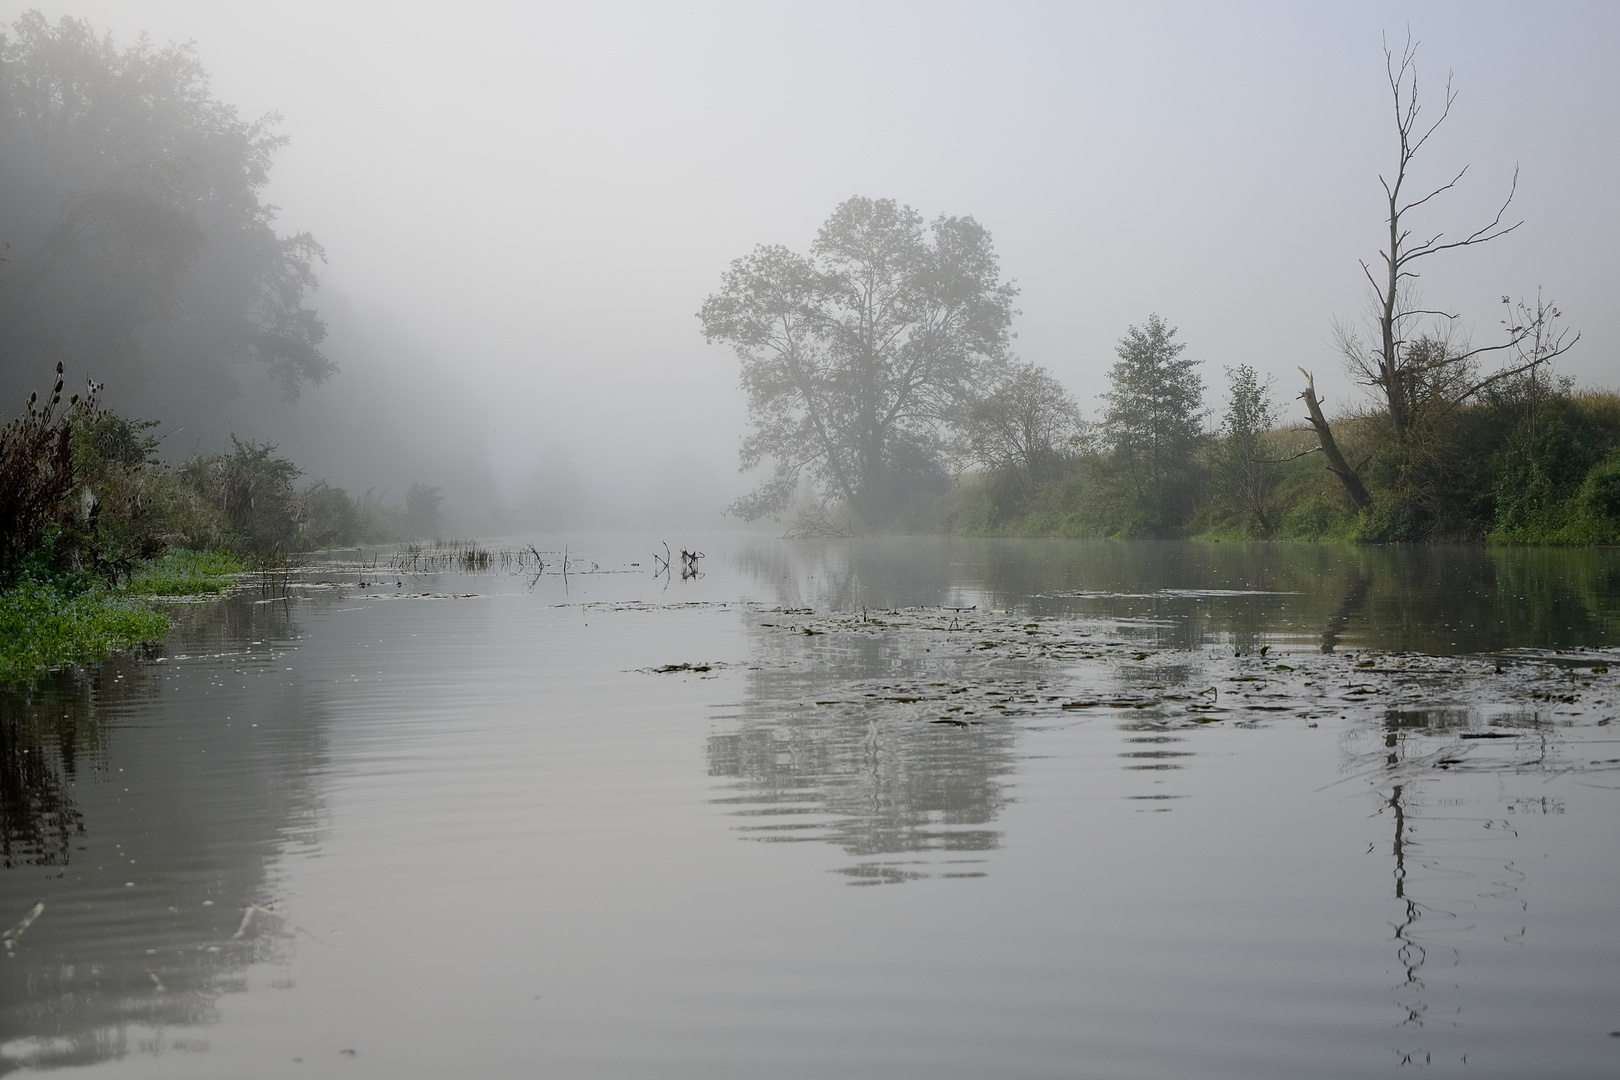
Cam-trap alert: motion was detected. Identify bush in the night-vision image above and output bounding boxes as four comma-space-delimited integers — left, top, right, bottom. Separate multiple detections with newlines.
0, 365, 89, 585
1275, 494, 1352, 541
303, 482, 361, 548
1578, 450, 1620, 523
1351, 502, 1416, 543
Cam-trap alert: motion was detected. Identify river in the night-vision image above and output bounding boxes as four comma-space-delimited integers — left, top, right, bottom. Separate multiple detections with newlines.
2, 536, 1617, 1078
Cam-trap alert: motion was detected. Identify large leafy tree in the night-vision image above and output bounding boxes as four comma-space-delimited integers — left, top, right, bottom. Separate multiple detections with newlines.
0, 12, 330, 415
700, 196, 1017, 530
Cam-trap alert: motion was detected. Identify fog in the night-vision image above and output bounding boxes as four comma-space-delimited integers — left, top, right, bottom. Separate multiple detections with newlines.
15, 0, 1620, 527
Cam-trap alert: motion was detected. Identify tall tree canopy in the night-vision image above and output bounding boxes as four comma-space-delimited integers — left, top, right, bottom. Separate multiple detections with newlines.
0, 11, 329, 414
700, 196, 1017, 529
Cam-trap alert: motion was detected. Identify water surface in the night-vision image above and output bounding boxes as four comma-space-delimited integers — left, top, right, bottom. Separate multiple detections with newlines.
2, 537, 1618, 1077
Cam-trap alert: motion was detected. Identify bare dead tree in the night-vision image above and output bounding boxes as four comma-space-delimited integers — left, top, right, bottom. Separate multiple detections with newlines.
1348, 33, 1521, 442
1312, 33, 1577, 509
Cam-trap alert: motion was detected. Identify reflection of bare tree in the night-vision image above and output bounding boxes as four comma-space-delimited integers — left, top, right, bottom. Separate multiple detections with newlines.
1357, 699, 1555, 1068
710, 618, 1020, 883
1385, 782, 1429, 1035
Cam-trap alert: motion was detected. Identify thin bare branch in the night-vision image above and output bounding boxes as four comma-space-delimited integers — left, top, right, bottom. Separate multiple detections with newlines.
1399, 165, 1468, 215
1458, 331, 1581, 400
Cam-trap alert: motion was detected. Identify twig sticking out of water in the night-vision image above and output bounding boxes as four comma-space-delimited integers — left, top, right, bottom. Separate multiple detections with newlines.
231, 903, 337, 949
2, 901, 43, 952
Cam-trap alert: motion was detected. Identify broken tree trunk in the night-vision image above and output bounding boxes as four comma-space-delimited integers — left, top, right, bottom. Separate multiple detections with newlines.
1298, 369, 1373, 511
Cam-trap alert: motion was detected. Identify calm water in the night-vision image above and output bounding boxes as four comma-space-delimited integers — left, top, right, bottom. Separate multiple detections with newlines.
2, 536, 1618, 1078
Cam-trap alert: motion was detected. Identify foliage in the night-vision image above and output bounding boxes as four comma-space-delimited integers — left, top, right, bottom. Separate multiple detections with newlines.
1579, 451, 1620, 522
700, 196, 1018, 530
943, 364, 1620, 545
1213, 364, 1282, 537
0, 363, 88, 585
0, 10, 330, 411
0, 576, 167, 682
302, 482, 361, 547
1097, 315, 1205, 535
1485, 391, 1620, 544
965, 363, 1083, 489
123, 549, 243, 595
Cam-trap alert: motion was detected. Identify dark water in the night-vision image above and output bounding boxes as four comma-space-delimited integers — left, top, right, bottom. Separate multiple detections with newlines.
2, 537, 1618, 1078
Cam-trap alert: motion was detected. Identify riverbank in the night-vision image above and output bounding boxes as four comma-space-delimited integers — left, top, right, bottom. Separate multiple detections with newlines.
934, 389, 1620, 545
0, 550, 244, 682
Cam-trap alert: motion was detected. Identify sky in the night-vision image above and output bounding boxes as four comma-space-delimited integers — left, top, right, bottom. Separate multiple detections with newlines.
13, 0, 1619, 516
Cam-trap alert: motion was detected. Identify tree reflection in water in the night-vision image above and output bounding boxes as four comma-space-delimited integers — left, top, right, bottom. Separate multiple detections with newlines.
709, 622, 1022, 883
0, 673, 94, 869
0, 591, 325, 1072
1356, 696, 1575, 1066
721, 534, 1620, 1069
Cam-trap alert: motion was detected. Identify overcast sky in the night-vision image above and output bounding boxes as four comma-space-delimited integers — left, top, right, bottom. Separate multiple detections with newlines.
17, 0, 1620, 512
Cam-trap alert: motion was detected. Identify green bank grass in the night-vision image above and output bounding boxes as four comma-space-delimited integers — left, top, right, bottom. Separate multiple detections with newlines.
0, 578, 169, 681
1, 550, 243, 681
124, 549, 244, 595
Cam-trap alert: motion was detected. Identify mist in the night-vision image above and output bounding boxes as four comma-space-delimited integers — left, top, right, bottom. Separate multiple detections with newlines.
9, 0, 1620, 529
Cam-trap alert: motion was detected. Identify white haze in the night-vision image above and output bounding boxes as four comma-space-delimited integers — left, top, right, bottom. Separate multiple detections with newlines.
24, 0, 1620, 525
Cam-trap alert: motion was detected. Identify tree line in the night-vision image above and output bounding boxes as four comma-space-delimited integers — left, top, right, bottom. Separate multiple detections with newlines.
0, 12, 331, 417
0, 13, 453, 590
702, 38, 1619, 544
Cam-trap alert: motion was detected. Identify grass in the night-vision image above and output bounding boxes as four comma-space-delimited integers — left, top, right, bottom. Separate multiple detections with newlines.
0, 577, 170, 682
0, 549, 244, 682
123, 549, 245, 595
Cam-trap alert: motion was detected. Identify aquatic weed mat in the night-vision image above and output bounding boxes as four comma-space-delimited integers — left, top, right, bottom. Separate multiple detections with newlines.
715, 606, 1619, 784
680, 605, 1617, 883
589, 599, 1620, 761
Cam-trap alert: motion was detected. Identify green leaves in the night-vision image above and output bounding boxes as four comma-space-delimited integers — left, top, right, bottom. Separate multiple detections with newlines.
0, 578, 168, 683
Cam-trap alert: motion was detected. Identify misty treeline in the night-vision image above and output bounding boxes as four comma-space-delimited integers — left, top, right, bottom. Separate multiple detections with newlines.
0, 12, 329, 412
703, 41, 1620, 545
0, 12, 461, 583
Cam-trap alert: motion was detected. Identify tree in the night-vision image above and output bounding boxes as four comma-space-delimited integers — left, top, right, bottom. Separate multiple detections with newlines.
1100, 314, 1204, 530
1216, 364, 1280, 536
965, 362, 1082, 491
0, 13, 331, 415
1310, 34, 1576, 509
699, 196, 1017, 530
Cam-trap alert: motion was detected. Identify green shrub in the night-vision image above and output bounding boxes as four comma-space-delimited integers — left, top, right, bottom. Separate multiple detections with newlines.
1275, 494, 1351, 540
1578, 450, 1620, 522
